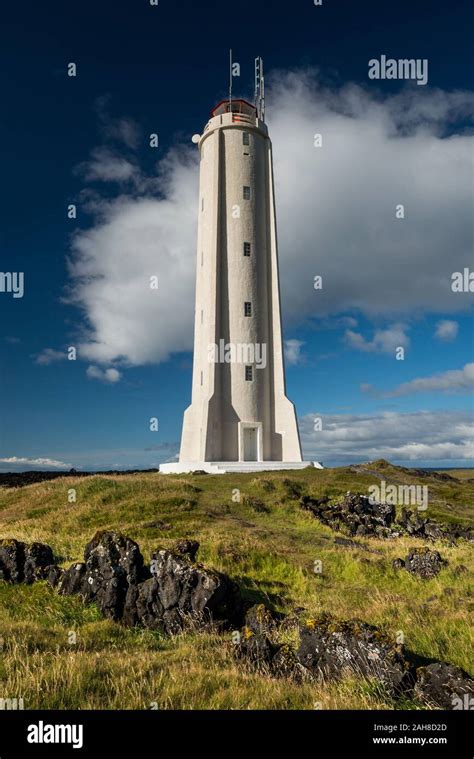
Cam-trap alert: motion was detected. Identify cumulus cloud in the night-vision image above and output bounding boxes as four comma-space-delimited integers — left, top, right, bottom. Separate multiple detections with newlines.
86, 365, 121, 383
63, 72, 473, 371
344, 323, 410, 353
0, 456, 72, 469
362, 362, 474, 398
67, 147, 198, 367
284, 339, 305, 365
435, 319, 459, 341
35, 348, 68, 365
77, 147, 139, 184
299, 410, 474, 465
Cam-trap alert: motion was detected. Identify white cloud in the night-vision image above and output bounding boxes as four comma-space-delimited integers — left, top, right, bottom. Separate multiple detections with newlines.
78, 147, 139, 184
0, 456, 72, 469
344, 323, 410, 353
363, 362, 474, 398
435, 319, 459, 341
86, 365, 121, 383
67, 147, 198, 368
64, 73, 474, 370
35, 348, 68, 365
284, 339, 305, 365
299, 410, 474, 465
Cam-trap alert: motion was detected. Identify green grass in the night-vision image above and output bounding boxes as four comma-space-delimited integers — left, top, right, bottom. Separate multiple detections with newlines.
0, 461, 472, 709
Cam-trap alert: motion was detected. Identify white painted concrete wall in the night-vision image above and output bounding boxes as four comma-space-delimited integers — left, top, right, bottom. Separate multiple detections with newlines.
179, 106, 302, 463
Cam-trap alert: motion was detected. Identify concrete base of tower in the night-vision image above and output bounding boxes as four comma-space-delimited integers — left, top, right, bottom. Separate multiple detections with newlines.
159, 461, 324, 474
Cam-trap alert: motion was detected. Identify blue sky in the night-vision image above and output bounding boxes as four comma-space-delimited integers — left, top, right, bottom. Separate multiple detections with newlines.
0, 0, 473, 470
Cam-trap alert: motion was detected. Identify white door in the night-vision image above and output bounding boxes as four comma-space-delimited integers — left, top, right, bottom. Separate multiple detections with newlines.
243, 427, 258, 461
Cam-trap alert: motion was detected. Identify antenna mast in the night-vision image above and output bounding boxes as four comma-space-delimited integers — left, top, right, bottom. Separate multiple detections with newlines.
254, 56, 265, 121
229, 49, 233, 110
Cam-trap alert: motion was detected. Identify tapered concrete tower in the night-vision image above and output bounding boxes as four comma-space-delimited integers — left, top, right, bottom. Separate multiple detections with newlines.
162, 62, 319, 473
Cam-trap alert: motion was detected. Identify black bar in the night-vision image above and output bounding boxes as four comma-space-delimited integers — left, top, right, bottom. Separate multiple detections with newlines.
0, 709, 471, 757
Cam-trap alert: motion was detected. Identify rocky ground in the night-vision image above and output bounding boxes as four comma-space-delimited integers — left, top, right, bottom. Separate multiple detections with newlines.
1, 529, 473, 710
0, 460, 472, 709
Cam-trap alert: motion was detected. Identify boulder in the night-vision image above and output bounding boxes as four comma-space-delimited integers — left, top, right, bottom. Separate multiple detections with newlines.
133, 579, 166, 631
58, 562, 87, 595
144, 546, 243, 630
405, 547, 447, 579
300, 492, 396, 538
23, 542, 55, 584
81, 531, 147, 620
58, 531, 148, 621
0, 539, 26, 583
296, 614, 408, 694
44, 565, 64, 588
414, 663, 474, 709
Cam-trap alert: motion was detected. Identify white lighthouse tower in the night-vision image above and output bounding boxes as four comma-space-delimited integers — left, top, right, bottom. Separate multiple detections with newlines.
161, 59, 320, 474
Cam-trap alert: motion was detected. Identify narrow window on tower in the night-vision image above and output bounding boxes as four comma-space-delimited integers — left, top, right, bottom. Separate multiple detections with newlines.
200, 371, 203, 386
201, 197, 204, 211
243, 242, 251, 257
243, 186, 251, 200
242, 132, 250, 145
244, 302, 252, 317
245, 365, 253, 381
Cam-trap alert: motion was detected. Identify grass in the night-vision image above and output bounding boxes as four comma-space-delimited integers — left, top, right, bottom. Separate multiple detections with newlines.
0, 460, 472, 709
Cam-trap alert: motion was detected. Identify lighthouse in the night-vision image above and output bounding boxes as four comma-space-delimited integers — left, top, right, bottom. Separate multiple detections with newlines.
161, 59, 320, 473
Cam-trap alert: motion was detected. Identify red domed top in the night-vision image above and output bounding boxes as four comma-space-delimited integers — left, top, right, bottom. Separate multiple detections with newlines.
210, 99, 257, 118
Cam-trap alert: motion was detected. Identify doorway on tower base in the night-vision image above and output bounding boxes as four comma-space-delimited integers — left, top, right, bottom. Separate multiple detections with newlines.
239, 422, 263, 462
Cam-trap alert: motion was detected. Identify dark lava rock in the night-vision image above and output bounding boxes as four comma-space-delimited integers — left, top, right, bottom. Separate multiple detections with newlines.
23, 542, 55, 584
131, 579, 166, 631
414, 662, 474, 709
301, 492, 396, 538
297, 614, 408, 694
271, 643, 311, 682
0, 539, 26, 583
140, 546, 243, 632
302, 493, 471, 543
235, 622, 309, 682
81, 531, 147, 620
59, 531, 148, 621
423, 522, 447, 541
44, 565, 64, 588
0, 539, 58, 585
58, 562, 87, 595
397, 508, 472, 543
404, 547, 448, 579
392, 558, 405, 571
56, 533, 242, 632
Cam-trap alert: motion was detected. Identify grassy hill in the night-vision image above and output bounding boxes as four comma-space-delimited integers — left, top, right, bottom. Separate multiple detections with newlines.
0, 461, 472, 710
